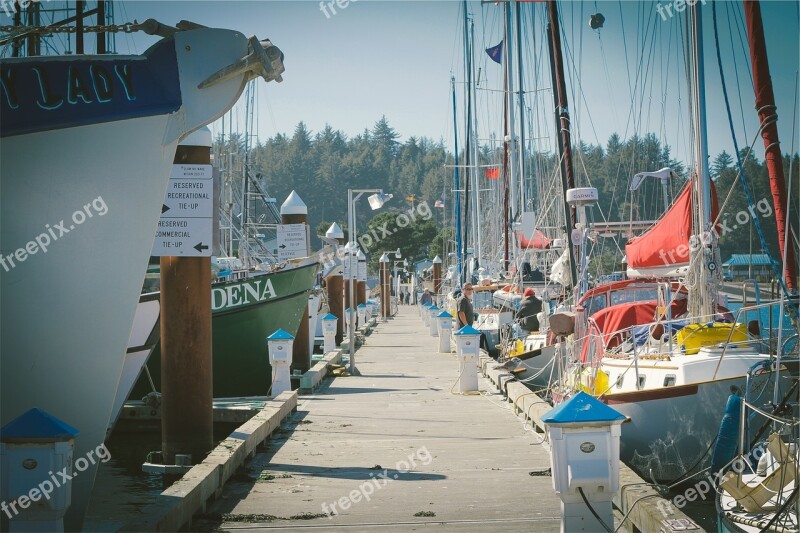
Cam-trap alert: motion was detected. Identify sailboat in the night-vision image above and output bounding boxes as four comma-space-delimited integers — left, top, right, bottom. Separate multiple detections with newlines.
1, 15, 286, 529
555, 1, 797, 483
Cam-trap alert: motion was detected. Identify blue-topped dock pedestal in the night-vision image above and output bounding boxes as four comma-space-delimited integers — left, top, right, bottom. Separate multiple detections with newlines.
0, 408, 79, 532
427, 305, 440, 336
437, 311, 453, 353
321, 313, 338, 353
454, 325, 481, 393
267, 329, 294, 397
542, 392, 626, 533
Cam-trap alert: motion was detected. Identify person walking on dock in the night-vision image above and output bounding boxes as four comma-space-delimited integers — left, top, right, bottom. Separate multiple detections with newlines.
420, 288, 433, 306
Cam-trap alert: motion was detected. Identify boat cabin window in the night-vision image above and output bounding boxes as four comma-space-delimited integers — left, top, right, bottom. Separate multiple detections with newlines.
663, 375, 676, 387
615, 375, 624, 389
584, 294, 608, 316
609, 288, 660, 307
637, 375, 646, 389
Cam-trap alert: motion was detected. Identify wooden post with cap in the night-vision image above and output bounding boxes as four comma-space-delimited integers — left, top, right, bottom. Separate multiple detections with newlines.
325, 222, 345, 345
432, 255, 442, 305
160, 128, 213, 467
280, 191, 311, 374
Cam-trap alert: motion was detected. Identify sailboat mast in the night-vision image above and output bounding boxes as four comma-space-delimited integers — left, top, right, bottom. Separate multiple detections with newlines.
743, 0, 798, 294
451, 76, 464, 285
462, 0, 473, 280
515, 1, 526, 213
689, 2, 715, 319
503, 78, 510, 273
546, 0, 577, 286
469, 16, 483, 270
505, 2, 518, 224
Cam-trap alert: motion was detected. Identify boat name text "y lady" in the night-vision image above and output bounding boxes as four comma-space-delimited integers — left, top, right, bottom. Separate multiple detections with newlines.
1, 62, 136, 111
212, 279, 277, 311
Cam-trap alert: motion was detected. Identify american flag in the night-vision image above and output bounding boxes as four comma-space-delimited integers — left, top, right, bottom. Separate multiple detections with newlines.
434, 195, 445, 208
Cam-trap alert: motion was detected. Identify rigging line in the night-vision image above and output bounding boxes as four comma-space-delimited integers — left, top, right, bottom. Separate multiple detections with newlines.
633, 5, 658, 150
724, 1, 751, 147
617, 0, 634, 105
609, 5, 656, 221
556, 15, 602, 154
596, 32, 620, 138
731, 1, 756, 92
711, 0, 789, 304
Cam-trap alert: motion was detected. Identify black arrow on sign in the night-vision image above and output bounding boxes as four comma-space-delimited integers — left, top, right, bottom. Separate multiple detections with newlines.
279, 244, 287, 249
194, 243, 209, 253
162, 204, 170, 213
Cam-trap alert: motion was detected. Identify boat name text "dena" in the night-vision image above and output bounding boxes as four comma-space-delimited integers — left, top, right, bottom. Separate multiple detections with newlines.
212, 279, 277, 311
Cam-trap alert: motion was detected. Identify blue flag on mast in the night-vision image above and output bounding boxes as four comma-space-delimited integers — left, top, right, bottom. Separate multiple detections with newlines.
485, 40, 503, 64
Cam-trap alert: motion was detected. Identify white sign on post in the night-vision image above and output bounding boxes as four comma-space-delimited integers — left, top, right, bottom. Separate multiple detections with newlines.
277, 223, 308, 261
358, 260, 367, 281
153, 164, 214, 256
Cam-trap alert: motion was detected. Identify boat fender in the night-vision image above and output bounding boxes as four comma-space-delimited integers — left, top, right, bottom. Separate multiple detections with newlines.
710, 393, 742, 474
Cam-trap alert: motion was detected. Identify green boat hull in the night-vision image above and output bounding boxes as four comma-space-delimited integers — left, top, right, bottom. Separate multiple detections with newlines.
131, 261, 318, 398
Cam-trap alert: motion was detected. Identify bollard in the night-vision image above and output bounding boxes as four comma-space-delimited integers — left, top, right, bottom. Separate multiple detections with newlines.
1, 408, 78, 532
344, 308, 352, 332
422, 303, 432, 326
267, 329, 294, 397
454, 325, 481, 393
437, 311, 453, 353
427, 305, 439, 332
428, 305, 440, 337
542, 392, 625, 533
321, 313, 337, 353
357, 303, 367, 329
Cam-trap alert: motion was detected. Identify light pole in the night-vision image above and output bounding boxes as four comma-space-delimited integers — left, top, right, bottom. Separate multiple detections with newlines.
380, 248, 402, 299
391, 257, 409, 301
347, 189, 392, 375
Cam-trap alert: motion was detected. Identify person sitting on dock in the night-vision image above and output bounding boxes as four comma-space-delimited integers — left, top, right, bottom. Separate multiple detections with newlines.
515, 288, 542, 333
420, 288, 433, 306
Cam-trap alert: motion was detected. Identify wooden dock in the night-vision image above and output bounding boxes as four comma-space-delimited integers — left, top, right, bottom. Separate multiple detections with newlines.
131, 307, 708, 532
195, 308, 562, 531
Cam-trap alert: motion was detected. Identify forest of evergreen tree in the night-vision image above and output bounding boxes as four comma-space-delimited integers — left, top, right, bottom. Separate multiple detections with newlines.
230, 116, 799, 276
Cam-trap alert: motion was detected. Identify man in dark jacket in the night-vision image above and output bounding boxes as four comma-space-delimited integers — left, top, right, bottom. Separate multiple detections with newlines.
419, 289, 433, 306
456, 283, 474, 329
515, 288, 542, 332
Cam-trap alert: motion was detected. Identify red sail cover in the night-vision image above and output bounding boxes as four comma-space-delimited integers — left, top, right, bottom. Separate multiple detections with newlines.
580, 299, 689, 363
625, 182, 719, 269
516, 229, 552, 250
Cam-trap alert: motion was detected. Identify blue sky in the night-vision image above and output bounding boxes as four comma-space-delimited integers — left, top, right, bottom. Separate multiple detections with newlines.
24, 0, 799, 164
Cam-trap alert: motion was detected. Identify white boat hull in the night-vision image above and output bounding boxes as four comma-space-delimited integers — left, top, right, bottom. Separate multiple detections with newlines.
1, 116, 181, 528
1, 28, 283, 529
603, 372, 789, 483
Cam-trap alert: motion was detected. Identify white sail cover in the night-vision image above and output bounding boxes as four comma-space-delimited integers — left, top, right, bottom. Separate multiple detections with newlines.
550, 248, 572, 287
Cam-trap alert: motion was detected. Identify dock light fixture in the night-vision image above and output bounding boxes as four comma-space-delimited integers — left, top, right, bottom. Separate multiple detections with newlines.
367, 192, 393, 210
